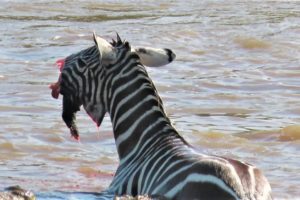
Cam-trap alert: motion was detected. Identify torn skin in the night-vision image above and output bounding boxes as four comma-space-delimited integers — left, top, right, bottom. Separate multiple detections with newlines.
49, 59, 65, 99
50, 58, 80, 141
56, 59, 65, 72
49, 75, 61, 99
62, 96, 80, 141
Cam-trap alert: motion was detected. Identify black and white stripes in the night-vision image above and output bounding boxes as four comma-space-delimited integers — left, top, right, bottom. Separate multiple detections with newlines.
56, 33, 272, 200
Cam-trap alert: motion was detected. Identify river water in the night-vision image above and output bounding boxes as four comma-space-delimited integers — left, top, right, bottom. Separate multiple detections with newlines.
0, 0, 299, 199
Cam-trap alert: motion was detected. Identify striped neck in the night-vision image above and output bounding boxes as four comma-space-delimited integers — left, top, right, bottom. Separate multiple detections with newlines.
105, 54, 183, 161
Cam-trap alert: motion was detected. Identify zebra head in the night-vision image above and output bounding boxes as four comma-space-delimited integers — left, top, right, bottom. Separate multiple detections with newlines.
52, 32, 175, 139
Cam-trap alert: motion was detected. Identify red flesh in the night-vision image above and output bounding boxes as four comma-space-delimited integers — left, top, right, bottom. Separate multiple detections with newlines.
49, 59, 65, 99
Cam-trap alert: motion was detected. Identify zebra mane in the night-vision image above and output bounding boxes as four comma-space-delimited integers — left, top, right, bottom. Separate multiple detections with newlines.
110, 33, 124, 47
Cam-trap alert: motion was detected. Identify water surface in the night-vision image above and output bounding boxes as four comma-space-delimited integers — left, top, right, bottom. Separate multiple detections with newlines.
0, 0, 299, 199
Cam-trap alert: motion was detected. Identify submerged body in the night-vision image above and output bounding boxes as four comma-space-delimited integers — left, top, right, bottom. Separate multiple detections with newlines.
0, 186, 35, 200
51, 33, 272, 199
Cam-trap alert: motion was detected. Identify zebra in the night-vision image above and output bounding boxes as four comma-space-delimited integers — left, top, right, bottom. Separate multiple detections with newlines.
51, 33, 272, 200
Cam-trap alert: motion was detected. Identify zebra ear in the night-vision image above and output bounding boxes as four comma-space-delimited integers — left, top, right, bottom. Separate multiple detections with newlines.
92, 32, 116, 63
93, 31, 98, 46
133, 47, 176, 67
93, 31, 102, 61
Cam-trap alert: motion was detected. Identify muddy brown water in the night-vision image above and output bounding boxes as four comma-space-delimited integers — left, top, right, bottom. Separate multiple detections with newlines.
0, 1, 299, 199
